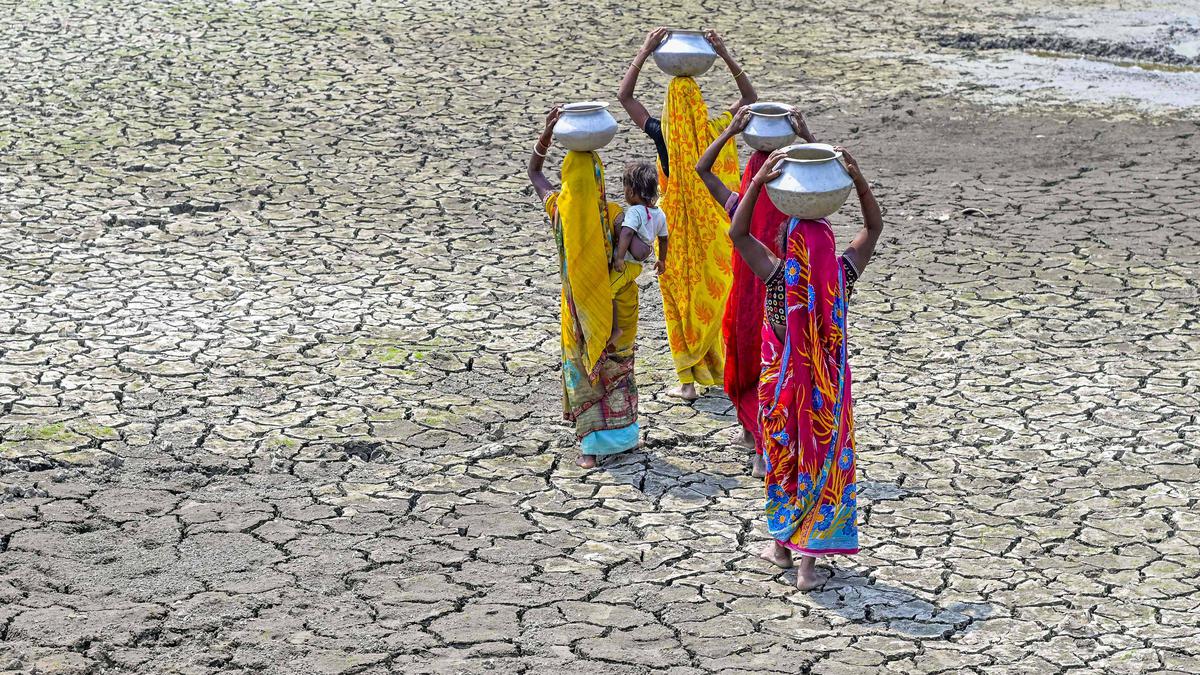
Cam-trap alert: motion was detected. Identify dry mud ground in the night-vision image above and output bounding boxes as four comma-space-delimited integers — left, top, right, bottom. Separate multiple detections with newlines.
0, 0, 1198, 673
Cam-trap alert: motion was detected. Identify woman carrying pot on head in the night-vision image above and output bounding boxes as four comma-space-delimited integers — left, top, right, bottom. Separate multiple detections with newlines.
528, 106, 642, 469
728, 147, 883, 590
618, 27, 757, 401
697, 105, 817, 478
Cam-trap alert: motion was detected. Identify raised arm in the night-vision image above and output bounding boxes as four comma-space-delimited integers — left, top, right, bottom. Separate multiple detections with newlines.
835, 147, 883, 271
527, 106, 562, 202
789, 107, 817, 144
696, 107, 750, 206
729, 150, 787, 281
706, 31, 757, 115
618, 27, 668, 130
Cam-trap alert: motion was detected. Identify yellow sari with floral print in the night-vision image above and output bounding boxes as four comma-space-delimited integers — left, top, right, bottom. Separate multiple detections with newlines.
658, 76, 738, 386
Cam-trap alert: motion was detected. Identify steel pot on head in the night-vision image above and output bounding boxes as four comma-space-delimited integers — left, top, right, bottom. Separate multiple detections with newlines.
765, 144, 854, 219
652, 30, 717, 77
553, 102, 618, 152
742, 102, 796, 152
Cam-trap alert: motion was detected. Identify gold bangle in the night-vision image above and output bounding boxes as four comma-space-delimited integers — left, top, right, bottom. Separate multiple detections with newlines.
732, 68, 745, 79
533, 142, 548, 158
631, 61, 642, 71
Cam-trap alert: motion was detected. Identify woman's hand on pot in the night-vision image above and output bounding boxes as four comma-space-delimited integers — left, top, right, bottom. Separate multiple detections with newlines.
753, 149, 788, 185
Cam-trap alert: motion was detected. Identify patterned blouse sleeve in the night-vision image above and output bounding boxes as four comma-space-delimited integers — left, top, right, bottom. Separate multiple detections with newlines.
840, 254, 860, 294
724, 191, 740, 219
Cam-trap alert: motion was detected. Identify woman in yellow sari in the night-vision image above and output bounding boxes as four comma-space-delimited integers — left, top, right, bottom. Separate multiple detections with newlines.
619, 28, 757, 400
528, 107, 640, 468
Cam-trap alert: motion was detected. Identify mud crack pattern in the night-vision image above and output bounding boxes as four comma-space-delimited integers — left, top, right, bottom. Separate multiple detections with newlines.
0, 0, 1198, 673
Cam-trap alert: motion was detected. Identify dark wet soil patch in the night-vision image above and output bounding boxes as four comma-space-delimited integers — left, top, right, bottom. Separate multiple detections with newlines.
936, 32, 1200, 67
338, 440, 389, 462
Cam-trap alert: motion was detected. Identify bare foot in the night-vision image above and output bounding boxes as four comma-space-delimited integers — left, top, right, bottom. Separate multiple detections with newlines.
730, 427, 754, 448
794, 555, 824, 590
758, 541, 793, 569
751, 453, 766, 479
607, 327, 623, 349
667, 383, 699, 401
576, 454, 597, 469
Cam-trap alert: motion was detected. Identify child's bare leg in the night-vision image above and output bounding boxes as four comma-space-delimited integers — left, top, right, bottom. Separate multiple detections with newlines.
627, 236, 652, 261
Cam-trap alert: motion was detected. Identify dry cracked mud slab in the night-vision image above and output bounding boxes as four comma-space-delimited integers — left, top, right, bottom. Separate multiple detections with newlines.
0, 0, 1198, 673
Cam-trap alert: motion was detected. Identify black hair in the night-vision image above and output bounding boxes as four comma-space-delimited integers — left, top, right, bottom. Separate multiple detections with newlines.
622, 162, 659, 206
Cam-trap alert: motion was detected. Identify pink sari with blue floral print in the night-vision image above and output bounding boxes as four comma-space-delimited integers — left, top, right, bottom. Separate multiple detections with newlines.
759, 217, 859, 556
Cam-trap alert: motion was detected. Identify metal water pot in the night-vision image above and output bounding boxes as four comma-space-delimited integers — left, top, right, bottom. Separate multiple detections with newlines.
765, 144, 854, 219
553, 102, 618, 152
742, 102, 796, 152
652, 30, 717, 77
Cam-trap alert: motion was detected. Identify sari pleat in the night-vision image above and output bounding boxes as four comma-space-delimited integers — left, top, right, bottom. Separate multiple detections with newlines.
759, 217, 858, 556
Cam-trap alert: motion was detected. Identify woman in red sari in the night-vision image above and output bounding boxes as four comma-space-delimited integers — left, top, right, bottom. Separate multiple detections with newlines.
729, 148, 883, 590
696, 107, 816, 478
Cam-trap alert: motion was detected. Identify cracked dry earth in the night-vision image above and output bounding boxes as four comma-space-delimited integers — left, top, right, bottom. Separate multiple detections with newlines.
0, 0, 1198, 674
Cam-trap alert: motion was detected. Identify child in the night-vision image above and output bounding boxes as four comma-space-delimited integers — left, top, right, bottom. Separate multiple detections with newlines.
609, 162, 668, 347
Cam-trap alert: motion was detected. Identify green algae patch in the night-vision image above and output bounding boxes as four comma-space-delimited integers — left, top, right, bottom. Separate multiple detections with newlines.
266, 436, 300, 450
73, 423, 120, 440
23, 424, 83, 443
375, 346, 409, 364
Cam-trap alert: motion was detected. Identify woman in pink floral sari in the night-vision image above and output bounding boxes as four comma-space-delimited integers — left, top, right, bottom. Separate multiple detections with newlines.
728, 147, 883, 590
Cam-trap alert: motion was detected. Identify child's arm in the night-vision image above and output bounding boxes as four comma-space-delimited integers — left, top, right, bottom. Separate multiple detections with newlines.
612, 226, 636, 271
655, 236, 669, 275
706, 31, 757, 114
618, 28, 667, 130
696, 108, 750, 207
729, 150, 786, 281
836, 147, 883, 271
527, 106, 561, 202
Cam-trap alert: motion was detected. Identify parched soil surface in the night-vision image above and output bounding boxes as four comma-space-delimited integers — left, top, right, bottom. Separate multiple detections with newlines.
0, 0, 1197, 673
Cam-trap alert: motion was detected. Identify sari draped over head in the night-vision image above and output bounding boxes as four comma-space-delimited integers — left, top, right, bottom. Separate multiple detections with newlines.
545, 150, 639, 455
759, 217, 859, 556
658, 76, 738, 386
723, 150, 788, 455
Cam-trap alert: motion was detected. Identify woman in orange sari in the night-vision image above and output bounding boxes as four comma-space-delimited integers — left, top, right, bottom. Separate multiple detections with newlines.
618, 27, 757, 400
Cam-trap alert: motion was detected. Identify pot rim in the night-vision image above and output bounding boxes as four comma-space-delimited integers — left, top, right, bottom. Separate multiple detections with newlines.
665, 29, 707, 36
748, 102, 792, 117
562, 101, 610, 113
779, 143, 843, 163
